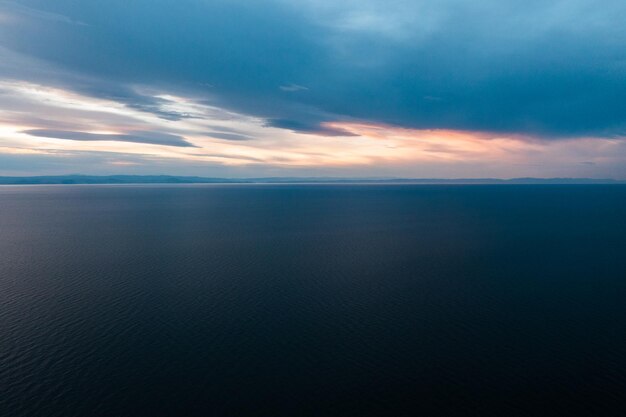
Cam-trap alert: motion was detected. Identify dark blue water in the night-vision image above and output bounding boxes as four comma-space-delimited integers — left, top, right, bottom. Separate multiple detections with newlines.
2, 185, 626, 416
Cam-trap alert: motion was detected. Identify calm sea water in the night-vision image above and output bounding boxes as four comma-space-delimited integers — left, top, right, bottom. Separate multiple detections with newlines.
2, 185, 626, 416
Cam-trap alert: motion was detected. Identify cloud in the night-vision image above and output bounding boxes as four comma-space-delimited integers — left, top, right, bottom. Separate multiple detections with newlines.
0, 1, 87, 26
0, 0, 622, 140
1, 0, 626, 178
280, 84, 308, 92
266, 119, 358, 136
80, 85, 195, 121
205, 132, 253, 141
23, 129, 196, 147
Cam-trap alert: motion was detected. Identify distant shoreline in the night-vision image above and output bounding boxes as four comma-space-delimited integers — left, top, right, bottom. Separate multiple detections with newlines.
0, 175, 624, 185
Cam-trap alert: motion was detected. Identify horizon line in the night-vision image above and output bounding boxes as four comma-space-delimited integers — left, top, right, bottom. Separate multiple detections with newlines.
0, 174, 624, 185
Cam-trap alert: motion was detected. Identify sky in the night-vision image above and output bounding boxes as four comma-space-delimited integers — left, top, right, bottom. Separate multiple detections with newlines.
0, 0, 625, 178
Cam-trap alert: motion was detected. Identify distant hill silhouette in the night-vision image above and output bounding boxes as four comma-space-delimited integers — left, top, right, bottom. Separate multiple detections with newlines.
0, 175, 623, 185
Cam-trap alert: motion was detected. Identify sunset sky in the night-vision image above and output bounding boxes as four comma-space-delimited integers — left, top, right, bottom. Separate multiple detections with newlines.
1, 0, 625, 178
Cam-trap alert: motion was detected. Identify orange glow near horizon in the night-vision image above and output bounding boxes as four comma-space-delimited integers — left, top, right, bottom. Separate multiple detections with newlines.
322, 122, 541, 163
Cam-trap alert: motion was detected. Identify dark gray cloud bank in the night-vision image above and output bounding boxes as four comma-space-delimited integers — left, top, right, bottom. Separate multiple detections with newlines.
1, 0, 625, 138
22, 129, 196, 147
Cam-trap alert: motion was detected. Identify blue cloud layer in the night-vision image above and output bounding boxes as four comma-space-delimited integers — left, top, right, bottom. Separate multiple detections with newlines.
1, 0, 625, 138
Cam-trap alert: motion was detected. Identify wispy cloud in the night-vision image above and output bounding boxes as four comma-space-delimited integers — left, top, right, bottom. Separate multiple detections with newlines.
22, 129, 197, 148
280, 84, 309, 92
0, 1, 87, 26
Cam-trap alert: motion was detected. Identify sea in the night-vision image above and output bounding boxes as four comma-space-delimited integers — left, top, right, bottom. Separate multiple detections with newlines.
1, 184, 626, 416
